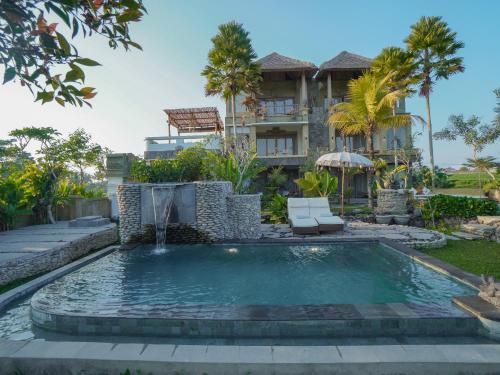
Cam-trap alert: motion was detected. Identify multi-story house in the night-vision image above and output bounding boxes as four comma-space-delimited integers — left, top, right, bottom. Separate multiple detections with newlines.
225, 51, 413, 197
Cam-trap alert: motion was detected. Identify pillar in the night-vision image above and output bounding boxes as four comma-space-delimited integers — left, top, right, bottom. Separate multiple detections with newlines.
327, 72, 332, 104
300, 71, 307, 107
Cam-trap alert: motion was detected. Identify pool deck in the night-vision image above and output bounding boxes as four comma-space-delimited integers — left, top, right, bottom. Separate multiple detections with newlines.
261, 222, 447, 248
1, 340, 500, 375
0, 221, 118, 286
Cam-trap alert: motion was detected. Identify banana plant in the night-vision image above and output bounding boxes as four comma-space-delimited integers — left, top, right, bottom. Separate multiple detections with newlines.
294, 170, 338, 197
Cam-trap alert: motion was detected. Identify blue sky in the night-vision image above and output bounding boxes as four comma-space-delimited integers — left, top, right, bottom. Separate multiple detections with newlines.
1, 0, 499, 167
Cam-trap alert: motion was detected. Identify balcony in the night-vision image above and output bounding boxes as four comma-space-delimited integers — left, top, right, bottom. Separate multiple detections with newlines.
252, 103, 308, 124
144, 135, 221, 159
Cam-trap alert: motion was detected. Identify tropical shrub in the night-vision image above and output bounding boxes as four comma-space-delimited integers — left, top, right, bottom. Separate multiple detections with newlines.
129, 158, 182, 183
175, 146, 209, 181
294, 170, 338, 197
206, 152, 266, 194
421, 194, 497, 223
267, 194, 288, 224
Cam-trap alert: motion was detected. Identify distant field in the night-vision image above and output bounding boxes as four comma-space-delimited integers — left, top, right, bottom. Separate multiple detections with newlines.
434, 187, 484, 197
447, 172, 499, 189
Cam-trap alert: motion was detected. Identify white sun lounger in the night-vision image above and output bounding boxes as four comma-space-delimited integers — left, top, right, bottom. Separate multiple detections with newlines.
308, 197, 345, 232
287, 198, 319, 235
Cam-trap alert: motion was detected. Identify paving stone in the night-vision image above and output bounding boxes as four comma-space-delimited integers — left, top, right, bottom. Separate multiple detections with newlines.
451, 231, 482, 240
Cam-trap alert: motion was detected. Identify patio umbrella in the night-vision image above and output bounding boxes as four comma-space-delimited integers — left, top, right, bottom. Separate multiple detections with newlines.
315, 152, 373, 216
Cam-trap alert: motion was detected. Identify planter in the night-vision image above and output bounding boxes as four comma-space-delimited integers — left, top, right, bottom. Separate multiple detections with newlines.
375, 215, 393, 225
393, 215, 411, 225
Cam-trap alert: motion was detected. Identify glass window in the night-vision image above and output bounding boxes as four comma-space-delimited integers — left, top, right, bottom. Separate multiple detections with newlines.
256, 139, 266, 156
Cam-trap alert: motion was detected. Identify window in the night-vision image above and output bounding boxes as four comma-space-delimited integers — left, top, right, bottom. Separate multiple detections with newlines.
386, 128, 407, 149
258, 98, 295, 115
256, 136, 294, 156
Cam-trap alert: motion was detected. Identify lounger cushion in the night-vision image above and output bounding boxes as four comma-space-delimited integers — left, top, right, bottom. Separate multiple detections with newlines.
315, 215, 344, 225
290, 217, 318, 228
288, 198, 310, 218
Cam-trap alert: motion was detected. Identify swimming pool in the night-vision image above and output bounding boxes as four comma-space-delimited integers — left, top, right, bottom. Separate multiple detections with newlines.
32, 242, 475, 311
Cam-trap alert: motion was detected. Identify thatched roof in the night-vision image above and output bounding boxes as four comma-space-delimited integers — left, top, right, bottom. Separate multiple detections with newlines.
318, 51, 372, 77
164, 107, 223, 133
257, 52, 318, 73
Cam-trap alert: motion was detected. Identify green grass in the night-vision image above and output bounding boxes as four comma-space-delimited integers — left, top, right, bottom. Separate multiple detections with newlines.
421, 240, 500, 279
447, 172, 500, 189
434, 187, 484, 197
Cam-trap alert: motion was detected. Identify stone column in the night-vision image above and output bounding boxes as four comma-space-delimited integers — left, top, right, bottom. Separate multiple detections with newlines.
327, 72, 332, 103
117, 184, 142, 243
300, 71, 307, 107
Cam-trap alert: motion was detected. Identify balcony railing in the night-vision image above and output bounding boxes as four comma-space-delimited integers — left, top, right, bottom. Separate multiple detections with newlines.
251, 103, 308, 124
144, 135, 221, 153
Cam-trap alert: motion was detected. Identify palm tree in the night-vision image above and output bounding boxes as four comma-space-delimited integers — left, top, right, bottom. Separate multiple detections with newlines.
405, 16, 465, 190
463, 156, 498, 188
328, 71, 417, 208
371, 47, 416, 166
201, 21, 261, 137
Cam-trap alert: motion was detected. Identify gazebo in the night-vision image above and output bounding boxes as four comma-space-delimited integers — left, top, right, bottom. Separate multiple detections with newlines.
163, 107, 224, 136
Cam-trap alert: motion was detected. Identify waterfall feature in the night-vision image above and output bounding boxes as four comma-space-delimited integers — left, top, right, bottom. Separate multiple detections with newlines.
151, 186, 176, 249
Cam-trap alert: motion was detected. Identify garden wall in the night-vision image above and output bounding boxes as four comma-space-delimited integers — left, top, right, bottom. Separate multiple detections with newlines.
116, 181, 261, 244
56, 196, 111, 220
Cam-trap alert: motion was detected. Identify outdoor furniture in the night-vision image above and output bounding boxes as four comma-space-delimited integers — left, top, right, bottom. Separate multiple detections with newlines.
308, 198, 345, 232
287, 198, 319, 235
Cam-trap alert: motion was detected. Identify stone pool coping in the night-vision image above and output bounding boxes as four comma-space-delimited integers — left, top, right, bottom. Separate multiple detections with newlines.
28, 238, 490, 339
1, 340, 500, 375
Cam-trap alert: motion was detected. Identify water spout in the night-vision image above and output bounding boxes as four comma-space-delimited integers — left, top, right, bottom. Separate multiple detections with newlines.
151, 185, 176, 249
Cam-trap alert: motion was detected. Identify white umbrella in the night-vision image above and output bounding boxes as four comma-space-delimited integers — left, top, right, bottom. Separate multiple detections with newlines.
316, 152, 373, 216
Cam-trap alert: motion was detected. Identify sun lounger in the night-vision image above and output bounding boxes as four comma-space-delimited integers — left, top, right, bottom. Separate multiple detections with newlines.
287, 198, 319, 235
308, 197, 345, 232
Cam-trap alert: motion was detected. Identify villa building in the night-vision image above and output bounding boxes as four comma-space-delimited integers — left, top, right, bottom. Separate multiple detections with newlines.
225, 51, 413, 196
144, 51, 414, 197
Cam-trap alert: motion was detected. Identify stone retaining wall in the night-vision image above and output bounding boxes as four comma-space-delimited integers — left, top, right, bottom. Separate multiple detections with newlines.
0, 226, 117, 286
116, 181, 261, 244
116, 184, 142, 243
376, 189, 409, 215
227, 194, 262, 239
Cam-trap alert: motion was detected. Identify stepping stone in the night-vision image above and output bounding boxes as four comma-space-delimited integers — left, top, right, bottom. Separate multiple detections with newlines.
69, 216, 110, 228
451, 231, 482, 240
477, 216, 500, 226
460, 224, 496, 239
445, 234, 461, 241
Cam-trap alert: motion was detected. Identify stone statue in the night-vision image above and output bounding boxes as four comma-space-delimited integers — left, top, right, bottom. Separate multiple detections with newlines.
479, 275, 500, 308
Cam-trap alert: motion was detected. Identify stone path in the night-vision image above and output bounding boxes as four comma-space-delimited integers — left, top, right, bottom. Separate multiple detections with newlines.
261, 222, 447, 248
0, 222, 118, 285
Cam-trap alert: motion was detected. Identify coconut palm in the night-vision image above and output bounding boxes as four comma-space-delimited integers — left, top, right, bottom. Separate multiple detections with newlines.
202, 21, 261, 137
405, 16, 465, 190
328, 71, 417, 208
463, 156, 498, 188
371, 47, 416, 166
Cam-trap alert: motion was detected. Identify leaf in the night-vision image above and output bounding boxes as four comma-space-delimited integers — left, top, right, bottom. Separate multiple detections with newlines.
55, 97, 65, 107
56, 32, 71, 55
3, 67, 16, 84
80, 87, 95, 95
71, 16, 79, 39
36, 91, 55, 104
127, 41, 143, 51
73, 58, 101, 67
40, 33, 58, 50
64, 64, 85, 82
47, 2, 71, 27
116, 9, 142, 23
83, 92, 97, 100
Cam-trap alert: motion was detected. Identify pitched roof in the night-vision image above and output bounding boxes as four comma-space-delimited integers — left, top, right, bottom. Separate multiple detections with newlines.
164, 107, 223, 133
257, 52, 318, 72
319, 51, 372, 72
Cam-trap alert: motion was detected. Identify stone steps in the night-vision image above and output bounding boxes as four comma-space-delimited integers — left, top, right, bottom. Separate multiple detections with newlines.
69, 216, 110, 228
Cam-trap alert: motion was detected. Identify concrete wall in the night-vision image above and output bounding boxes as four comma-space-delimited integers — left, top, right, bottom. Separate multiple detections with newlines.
56, 197, 111, 220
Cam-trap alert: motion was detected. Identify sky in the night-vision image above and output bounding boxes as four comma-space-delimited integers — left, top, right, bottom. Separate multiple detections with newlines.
1, 0, 499, 167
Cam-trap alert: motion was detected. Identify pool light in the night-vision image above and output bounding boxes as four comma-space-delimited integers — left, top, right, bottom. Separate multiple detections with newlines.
227, 248, 239, 254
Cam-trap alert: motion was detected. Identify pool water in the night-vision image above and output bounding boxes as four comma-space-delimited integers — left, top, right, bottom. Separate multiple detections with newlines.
30, 242, 475, 314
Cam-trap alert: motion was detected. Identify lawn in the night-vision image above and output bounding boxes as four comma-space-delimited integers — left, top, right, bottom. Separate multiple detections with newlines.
447, 172, 500, 189
421, 240, 500, 279
434, 187, 484, 197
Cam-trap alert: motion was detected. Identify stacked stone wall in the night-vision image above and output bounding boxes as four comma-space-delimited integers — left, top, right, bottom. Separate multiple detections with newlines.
116, 181, 262, 243
116, 184, 142, 243
227, 194, 262, 239
376, 189, 410, 215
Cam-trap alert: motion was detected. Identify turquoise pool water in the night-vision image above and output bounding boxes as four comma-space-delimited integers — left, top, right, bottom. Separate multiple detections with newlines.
30, 242, 475, 313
